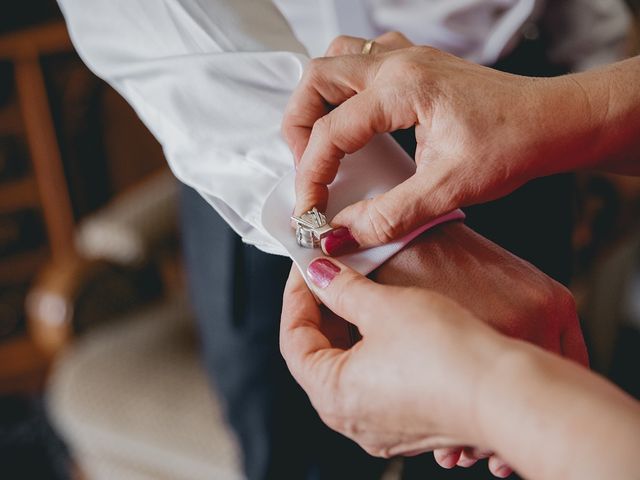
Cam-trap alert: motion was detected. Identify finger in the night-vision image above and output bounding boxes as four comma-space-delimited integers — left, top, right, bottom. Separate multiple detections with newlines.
295, 88, 416, 214
323, 173, 454, 250
326, 35, 374, 57
325, 31, 412, 57
279, 266, 343, 394
457, 447, 493, 468
488, 455, 513, 478
282, 55, 375, 164
434, 448, 462, 469
374, 31, 413, 50
561, 318, 590, 368
305, 257, 393, 333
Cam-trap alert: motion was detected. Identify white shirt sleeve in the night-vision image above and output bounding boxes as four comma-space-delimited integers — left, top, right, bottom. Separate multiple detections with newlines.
57, 0, 310, 254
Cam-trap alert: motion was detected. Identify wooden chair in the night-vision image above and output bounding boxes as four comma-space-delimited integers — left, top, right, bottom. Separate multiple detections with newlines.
0, 21, 78, 394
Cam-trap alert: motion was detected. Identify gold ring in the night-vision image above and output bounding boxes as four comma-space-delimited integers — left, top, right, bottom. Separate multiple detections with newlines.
361, 39, 375, 55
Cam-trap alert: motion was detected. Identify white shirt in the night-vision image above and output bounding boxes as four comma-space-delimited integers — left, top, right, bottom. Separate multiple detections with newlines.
57, 0, 631, 256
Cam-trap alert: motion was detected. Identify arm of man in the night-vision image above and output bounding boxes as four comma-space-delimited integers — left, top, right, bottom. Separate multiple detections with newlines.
57, 0, 308, 253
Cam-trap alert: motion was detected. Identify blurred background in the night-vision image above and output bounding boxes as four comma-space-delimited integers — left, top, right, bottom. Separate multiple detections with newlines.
0, 1, 638, 479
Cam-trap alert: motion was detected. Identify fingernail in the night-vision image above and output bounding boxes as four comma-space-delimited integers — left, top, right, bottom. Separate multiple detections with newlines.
497, 466, 512, 477
307, 258, 341, 288
321, 227, 360, 256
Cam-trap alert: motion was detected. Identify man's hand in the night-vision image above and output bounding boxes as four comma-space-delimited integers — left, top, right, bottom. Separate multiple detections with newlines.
282, 37, 598, 252
374, 223, 587, 364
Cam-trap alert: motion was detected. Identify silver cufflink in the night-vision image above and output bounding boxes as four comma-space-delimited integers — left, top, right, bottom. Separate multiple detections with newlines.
291, 207, 334, 248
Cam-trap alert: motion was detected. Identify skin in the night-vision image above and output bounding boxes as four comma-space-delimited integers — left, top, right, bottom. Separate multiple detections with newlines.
279, 33, 640, 474
280, 260, 640, 480
285, 32, 595, 474
290, 220, 588, 476
366, 221, 589, 475
282, 35, 640, 248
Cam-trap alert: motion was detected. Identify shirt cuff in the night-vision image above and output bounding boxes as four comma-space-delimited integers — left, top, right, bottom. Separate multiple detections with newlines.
261, 134, 465, 284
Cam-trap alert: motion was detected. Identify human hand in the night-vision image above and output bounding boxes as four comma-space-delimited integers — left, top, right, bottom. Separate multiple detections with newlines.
281, 222, 587, 475
280, 258, 510, 470
374, 223, 587, 365
282, 38, 595, 253
324, 31, 413, 58
281, 257, 640, 480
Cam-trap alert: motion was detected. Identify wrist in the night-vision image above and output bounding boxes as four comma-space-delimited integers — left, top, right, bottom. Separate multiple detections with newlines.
576, 57, 640, 174
473, 340, 541, 450
521, 75, 605, 178
527, 57, 640, 178
415, 310, 515, 448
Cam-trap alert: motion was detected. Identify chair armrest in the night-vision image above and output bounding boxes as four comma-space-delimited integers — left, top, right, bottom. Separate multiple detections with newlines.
75, 170, 178, 266
27, 257, 162, 357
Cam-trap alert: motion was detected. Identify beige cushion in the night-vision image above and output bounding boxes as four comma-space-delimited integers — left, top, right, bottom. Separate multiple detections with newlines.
47, 297, 243, 480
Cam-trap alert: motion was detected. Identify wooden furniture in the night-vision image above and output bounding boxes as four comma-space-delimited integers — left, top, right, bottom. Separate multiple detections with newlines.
0, 21, 76, 394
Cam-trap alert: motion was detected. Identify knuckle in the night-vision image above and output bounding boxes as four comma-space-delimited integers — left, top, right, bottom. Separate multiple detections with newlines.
528, 277, 577, 322
329, 35, 352, 54
311, 115, 331, 137
280, 121, 295, 144
414, 44, 440, 57
363, 444, 392, 459
380, 30, 408, 45
377, 447, 393, 459
385, 30, 403, 40
361, 443, 382, 458
305, 57, 326, 82
552, 284, 577, 317
318, 408, 340, 430
318, 396, 354, 436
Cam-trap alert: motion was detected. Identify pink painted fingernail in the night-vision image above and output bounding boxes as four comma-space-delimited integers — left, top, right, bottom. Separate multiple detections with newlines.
307, 258, 341, 288
321, 227, 360, 256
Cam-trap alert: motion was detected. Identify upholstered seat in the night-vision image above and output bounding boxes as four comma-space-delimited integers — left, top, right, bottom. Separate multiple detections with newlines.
47, 297, 243, 480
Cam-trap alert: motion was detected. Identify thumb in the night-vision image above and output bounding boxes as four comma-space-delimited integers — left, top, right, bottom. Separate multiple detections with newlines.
321, 174, 454, 254
306, 257, 393, 333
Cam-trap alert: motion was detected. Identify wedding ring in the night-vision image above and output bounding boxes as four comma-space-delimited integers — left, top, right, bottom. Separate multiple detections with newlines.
361, 39, 375, 55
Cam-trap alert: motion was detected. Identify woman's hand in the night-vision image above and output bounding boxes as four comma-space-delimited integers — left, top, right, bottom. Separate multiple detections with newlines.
281, 258, 640, 480
282, 37, 600, 252
280, 260, 508, 463
324, 31, 413, 57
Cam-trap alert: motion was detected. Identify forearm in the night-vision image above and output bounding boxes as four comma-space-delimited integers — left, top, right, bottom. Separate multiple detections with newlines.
478, 341, 640, 480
